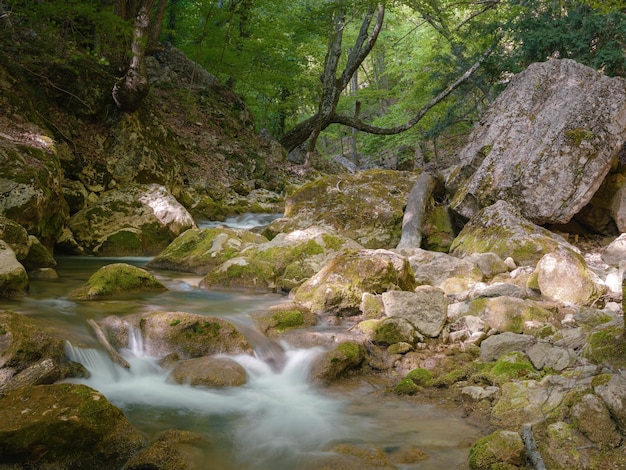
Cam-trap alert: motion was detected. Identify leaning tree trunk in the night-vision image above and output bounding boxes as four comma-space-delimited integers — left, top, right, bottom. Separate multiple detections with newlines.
112, 0, 155, 112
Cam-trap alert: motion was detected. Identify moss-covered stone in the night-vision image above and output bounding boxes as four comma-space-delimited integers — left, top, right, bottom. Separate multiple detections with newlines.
200, 256, 279, 292
310, 341, 366, 386
583, 326, 626, 370
394, 377, 420, 395
406, 368, 433, 386
69, 263, 167, 300
468, 430, 526, 469
0, 383, 146, 469
422, 205, 456, 252
252, 302, 317, 336
148, 227, 268, 274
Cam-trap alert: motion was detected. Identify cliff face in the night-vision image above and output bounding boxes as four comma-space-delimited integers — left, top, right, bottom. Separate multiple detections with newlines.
0, 41, 287, 247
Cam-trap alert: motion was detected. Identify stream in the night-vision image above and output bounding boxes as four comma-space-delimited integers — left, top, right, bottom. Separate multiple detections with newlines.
0, 218, 484, 469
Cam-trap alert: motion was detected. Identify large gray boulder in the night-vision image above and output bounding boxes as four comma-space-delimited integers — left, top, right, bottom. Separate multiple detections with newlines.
382, 287, 447, 338
68, 183, 196, 256
449, 59, 626, 225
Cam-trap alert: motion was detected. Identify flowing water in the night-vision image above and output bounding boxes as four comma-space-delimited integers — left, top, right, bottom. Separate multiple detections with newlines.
0, 219, 484, 468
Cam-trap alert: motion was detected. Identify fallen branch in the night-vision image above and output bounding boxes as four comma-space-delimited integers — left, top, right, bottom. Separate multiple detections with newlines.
522, 423, 547, 470
397, 166, 439, 250
88, 319, 130, 369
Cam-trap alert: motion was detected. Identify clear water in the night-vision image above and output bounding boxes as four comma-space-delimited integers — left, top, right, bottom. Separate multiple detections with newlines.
0, 255, 483, 469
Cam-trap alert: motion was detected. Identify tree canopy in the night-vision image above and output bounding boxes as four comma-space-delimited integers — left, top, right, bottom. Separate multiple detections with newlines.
2, 0, 624, 166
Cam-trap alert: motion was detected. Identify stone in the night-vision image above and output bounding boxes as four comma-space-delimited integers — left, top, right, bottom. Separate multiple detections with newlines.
526, 341, 577, 371
382, 286, 447, 338
468, 252, 509, 279
0, 384, 146, 469
450, 200, 579, 267
124, 429, 209, 470
263, 169, 419, 249
0, 241, 28, 297
21, 235, 56, 272
0, 217, 30, 260
68, 183, 196, 256
408, 248, 483, 287
293, 249, 416, 316
535, 248, 604, 305
480, 332, 536, 362
468, 430, 526, 469
449, 59, 626, 225
251, 302, 317, 337
168, 356, 247, 387
139, 312, 252, 359
468, 296, 552, 334
461, 385, 499, 402
601, 233, 626, 267
594, 374, 626, 431
570, 393, 621, 449
68, 263, 167, 300
310, 341, 366, 386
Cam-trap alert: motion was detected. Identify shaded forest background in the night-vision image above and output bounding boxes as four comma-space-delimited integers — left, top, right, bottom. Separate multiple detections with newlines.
1, 0, 625, 168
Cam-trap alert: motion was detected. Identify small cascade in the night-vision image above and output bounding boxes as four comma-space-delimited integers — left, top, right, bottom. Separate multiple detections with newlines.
127, 326, 144, 357
64, 341, 124, 382
228, 319, 287, 372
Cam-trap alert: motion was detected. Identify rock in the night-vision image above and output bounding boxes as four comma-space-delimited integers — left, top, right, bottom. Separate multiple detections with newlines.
583, 325, 626, 370
468, 429, 526, 469
0, 241, 28, 296
468, 252, 509, 279
21, 235, 56, 272
449, 59, 626, 224
294, 249, 416, 316
139, 311, 252, 359
382, 286, 447, 338
461, 385, 499, 402
408, 248, 483, 288
310, 341, 366, 386
201, 226, 363, 292
570, 393, 621, 449
361, 317, 423, 346
534, 248, 604, 305
67, 183, 196, 256
471, 282, 529, 299
148, 227, 269, 274
168, 356, 247, 387
594, 374, 626, 431
0, 217, 30, 260
601, 233, 626, 266
468, 296, 552, 334
124, 429, 209, 470
264, 169, 419, 249
491, 380, 565, 430
0, 384, 146, 468
251, 302, 317, 337
450, 200, 579, 266
526, 341, 577, 371
0, 136, 68, 247
480, 332, 536, 362
538, 421, 590, 470
360, 293, 385, 319
0, 311, 67, 384
68, 263, 167, 300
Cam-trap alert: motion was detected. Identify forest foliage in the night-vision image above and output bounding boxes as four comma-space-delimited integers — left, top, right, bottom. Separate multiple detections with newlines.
1, 0, 624, 166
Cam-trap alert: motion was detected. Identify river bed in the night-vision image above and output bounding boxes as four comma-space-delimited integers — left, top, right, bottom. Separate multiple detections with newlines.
0, 254, 484, 469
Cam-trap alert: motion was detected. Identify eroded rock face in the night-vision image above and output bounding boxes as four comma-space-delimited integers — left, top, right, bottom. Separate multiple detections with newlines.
67, 183, 195, 256
264, 170, 419, 249
450, 59, 626, 225
0, 383, 146, 469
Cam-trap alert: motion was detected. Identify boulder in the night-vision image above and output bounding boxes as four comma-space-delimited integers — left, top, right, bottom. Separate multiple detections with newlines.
468, 430, 526, 469
601, 233, 626, 267
251, 302, 317, 337
148, 227, 269, 274
408, 248, 484, 288
0, 384, 146, 469
0, 217, 30, 260
526, 341, 577, 371
124, 429, 209, 470
468, 296, 552, 334
382, 286, 447, 338
201, 226, 362, 292
68, 263, 167, 300
449, 59, 626, 225
139, 311, 252, 359
450, 200, 578, 266
358, 317, 422, 346
67, 183, 196, 256
594, 374, 626, 431
293, 249, 416, 316
168, 356, 247, 387
480, 332, 536, 362
570, 393, 621, 449
0, 242, 28, 297
534, 248, 604, 305
263, 169, 419, 249
0, 136, 68, 247
310, 341, 366, 386
21, 235, 56, 272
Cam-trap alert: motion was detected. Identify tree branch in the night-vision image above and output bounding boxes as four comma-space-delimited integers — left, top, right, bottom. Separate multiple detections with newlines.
331, 42, 496, 135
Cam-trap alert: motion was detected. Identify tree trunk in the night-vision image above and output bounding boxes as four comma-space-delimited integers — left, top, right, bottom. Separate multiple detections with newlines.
112, 0, 155, 112
0, 359, 60, 393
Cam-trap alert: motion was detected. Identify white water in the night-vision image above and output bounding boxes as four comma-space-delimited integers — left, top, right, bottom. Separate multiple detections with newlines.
198, 213, 283, 230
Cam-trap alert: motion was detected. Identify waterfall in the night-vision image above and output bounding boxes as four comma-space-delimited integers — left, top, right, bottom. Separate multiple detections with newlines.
127, 326, 144, 357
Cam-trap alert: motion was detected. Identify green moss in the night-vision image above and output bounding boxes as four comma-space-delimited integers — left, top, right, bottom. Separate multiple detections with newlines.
394, 378, 419, 395
490, 352, 538, 382
564, 128, 594, 147
271, 309, 304, 332
69, 263, 166, 300
0, 325, 6, 335
336, 341, 361, 362
321, 233, 343, 251
591, 373, 613, 388
406, 368, 433, 386
584, 326, 626, 369
169, 319, 181, 327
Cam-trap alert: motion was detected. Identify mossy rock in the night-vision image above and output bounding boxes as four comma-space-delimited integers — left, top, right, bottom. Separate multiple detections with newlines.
0, 383, 146, 469
0, 217, 30, 260
0, 242, 28, 297
139, 311, 252, 359
200, 256, 279, 292
251, 302, 317, 337
422, 205, 456, 252
489, 352, 539, 384
264, 169, 420, 248
167, 356, 248, 388
148, 227, 269, 274
0, 310, 66, 374
69, 263, 167, 300
406, 368, 433, 386
310, 341, 366, 386
583, 325, 626, 370
393, 377, 420, 395
294, 249, 416, 316
22, 235, 56, 272
468, 430, 526, 469
467, 296, 552, 334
